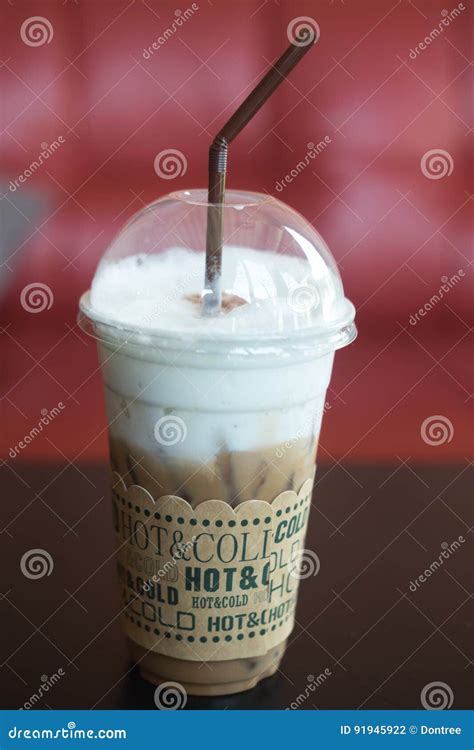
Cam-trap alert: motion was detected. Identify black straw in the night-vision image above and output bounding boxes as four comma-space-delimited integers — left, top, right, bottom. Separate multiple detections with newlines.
202, 29, 317, 315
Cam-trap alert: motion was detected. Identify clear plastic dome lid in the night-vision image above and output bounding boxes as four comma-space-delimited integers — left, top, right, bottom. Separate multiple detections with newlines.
79, 190, 356, 356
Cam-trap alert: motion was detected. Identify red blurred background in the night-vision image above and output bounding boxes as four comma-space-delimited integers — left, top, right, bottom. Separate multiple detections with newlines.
1, 0, 472, 464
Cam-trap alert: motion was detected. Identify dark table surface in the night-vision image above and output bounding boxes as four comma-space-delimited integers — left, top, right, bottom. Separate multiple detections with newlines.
1, 461, 472, 710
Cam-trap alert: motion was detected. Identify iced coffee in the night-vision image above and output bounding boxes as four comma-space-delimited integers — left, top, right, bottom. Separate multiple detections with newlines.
79, 191, 356, 695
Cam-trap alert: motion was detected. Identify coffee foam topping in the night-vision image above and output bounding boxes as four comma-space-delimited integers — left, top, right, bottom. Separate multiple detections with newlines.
89, 246, 335, 337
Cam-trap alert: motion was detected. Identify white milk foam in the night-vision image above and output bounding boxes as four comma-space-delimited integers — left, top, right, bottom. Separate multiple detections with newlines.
90, 246, 328, 337
92, 248, 334, 459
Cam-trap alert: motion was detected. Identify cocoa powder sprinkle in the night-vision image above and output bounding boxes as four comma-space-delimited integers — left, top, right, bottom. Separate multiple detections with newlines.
184, 292, 247, 313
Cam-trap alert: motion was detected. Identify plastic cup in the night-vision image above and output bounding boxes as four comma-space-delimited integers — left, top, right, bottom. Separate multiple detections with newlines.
78, 189, 356, 695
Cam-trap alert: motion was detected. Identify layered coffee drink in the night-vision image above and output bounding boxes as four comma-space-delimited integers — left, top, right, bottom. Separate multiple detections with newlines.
97, 310, 329, 692
93, 247, 331, 695
79, 190, 356, 696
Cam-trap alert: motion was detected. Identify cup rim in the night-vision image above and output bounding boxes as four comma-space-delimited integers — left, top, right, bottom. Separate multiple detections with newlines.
78, 291, 357, 359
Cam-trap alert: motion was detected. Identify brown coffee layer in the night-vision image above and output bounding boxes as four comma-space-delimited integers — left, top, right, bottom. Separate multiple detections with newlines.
129, 638, 287, 696
109, 435, 317, 506
111, 438, 315, 693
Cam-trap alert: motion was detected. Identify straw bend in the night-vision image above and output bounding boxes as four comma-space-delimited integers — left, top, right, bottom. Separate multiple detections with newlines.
209, 137, 228, 172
